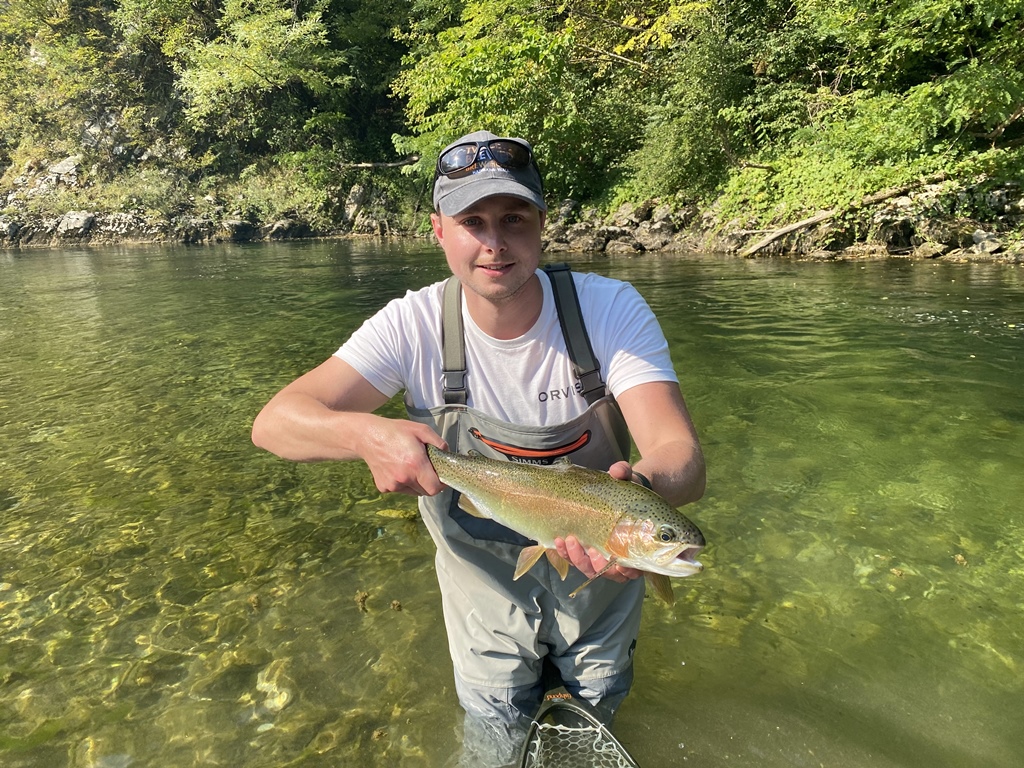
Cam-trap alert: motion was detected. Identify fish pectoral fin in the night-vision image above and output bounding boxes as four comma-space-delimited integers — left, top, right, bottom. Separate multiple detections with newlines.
514, 545, 548, 580
545, 549, 571, 580
645, 573, 676, 606
456, 495, 488, 519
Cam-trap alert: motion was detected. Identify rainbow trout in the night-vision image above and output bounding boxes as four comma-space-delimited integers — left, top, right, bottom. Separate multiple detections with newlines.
426, 446, 705, 604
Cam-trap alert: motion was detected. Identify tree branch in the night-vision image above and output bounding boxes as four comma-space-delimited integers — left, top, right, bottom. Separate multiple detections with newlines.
980, 103, 1024, 141
577, 45, 648, 71
739, 172, 948, 257
569, 8, 646, 33
340, 156, 419, 169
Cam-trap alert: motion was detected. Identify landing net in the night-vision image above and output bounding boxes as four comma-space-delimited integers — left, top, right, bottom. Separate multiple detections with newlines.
519, 722, 640, 768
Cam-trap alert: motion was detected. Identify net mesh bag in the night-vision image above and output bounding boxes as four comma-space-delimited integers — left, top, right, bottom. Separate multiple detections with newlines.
519, 722, 640, 768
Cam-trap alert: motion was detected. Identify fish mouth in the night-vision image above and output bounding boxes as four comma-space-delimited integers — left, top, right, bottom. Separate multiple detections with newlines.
650, 543, 704, 576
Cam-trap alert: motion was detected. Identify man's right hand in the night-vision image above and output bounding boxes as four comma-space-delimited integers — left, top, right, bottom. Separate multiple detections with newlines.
253, 357, 446, 496
356, 417, 447, 497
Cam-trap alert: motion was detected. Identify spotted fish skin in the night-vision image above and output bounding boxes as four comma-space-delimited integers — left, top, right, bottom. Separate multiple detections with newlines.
425, 446, 705, 603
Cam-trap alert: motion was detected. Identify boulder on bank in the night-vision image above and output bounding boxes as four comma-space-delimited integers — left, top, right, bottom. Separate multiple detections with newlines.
215, 219, 258, 243
264, 219, 311, 240
95, 212, 162, 241
56, 211, 95, 237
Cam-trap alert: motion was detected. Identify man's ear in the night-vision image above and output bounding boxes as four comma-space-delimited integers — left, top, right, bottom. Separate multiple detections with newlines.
430, 212, 444, 244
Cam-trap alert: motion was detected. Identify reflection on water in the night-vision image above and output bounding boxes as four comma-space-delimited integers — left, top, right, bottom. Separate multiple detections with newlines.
2, 244, 1022, 767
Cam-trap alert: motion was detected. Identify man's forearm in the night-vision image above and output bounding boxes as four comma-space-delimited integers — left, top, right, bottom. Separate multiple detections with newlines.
633, 440, 706, 507
252, 393, 378, 462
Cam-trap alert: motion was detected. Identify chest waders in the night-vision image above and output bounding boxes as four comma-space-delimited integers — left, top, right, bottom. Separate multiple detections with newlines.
406, 264, 646, 693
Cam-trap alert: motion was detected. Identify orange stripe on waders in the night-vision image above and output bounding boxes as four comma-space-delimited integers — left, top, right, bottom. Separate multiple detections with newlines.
468, 428, 592, 459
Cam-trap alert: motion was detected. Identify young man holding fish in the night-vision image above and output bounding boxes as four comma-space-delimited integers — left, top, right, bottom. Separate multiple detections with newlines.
252, 130, 706, 763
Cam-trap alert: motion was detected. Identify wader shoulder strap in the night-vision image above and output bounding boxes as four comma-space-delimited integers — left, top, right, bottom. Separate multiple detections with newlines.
440, 266, 608, 406
441, 276, 467, 405
543, 263, 606, 405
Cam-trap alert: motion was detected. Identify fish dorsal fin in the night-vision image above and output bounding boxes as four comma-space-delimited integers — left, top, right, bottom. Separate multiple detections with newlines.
645, 573, 676, 606
514, 545, 547, 580
545, 549, 570, 580
467, 450, 484, 458
553, 457, 573, 466
457, 494, 488, 519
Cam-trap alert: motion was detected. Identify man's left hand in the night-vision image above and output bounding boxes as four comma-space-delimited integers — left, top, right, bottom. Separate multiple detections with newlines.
553, 535, 643, 583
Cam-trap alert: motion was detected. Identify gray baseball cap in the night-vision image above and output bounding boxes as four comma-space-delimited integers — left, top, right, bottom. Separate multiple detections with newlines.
432, 130, 547, 216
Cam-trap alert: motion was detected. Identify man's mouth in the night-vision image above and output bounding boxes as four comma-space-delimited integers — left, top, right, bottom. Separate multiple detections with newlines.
477, 263, 513, 274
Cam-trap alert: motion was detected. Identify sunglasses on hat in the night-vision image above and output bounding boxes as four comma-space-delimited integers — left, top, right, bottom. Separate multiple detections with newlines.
434, 138, 537, 179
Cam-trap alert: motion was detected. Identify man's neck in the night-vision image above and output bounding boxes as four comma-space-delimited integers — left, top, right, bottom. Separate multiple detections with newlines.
463, 273, 544, 340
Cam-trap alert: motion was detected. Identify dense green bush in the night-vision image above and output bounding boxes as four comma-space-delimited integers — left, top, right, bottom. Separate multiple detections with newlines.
1, 0, 1022, 228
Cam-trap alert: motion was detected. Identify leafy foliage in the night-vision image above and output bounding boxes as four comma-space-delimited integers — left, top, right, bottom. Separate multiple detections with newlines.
392, 0, 644, 202
1, 0, 1022, 228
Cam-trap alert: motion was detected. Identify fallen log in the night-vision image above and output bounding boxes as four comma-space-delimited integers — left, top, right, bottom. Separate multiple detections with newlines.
340, 156, 420, 169
739, 172, 948, 257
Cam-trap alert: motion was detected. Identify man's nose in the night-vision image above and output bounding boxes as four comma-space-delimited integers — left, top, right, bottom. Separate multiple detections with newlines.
477, 221, 506, 252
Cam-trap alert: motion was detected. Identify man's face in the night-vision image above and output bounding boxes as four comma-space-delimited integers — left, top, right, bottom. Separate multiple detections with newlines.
431, 195, 546, 308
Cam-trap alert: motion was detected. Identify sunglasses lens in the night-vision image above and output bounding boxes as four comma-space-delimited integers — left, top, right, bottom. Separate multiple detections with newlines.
437, 139, 532, 178
438, 144, 479, 175
488, 141, 531, 168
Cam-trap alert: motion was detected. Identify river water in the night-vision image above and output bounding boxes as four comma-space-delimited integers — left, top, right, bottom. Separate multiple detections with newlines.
1, 242, 1022, 768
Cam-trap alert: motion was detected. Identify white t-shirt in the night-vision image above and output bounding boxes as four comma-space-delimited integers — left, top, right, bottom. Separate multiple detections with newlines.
335, 269, 678, 427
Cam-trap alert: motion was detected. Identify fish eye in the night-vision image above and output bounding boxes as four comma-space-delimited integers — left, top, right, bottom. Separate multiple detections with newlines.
658, 526, 676, 543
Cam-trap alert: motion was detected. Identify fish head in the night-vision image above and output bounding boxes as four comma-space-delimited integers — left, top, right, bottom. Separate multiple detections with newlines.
608, 504, 705, 578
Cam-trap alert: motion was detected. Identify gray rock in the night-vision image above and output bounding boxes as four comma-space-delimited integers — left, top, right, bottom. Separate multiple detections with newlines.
217, 219, 257, 242
561, 221, 605, 252
48, 156, 82, 177
0, 216, 20, 240
265, 219, 310, 240
913, 241, 951, 259
96, 212, 155, 239
543, 239, 573, 252
650, 204, 675, 224
608, 202, 638, 227
57, 211, 95, 237
344, 184, 369, 224
177, 217, 214, 244
566, 228, 607, 252
544, 221, 569, 242
595, 225, 634, 241
609, 200, 656, 227
984, 189, 1009, 214
973, 235, 1003, 254
551, 199, 579, 225
635, 220, 674, 251
605, 238, 643, 254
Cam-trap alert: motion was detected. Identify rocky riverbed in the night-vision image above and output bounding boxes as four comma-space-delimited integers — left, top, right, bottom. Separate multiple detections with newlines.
3, 155, 1022, 263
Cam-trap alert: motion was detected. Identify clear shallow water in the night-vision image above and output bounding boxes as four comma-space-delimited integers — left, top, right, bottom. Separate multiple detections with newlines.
1, 244, 1021, 767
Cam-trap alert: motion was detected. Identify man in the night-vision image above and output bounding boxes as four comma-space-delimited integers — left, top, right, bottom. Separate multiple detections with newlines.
251, 130, 705, 762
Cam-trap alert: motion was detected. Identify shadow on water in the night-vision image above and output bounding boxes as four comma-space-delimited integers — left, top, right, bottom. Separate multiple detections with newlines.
1, 243, 1022, 766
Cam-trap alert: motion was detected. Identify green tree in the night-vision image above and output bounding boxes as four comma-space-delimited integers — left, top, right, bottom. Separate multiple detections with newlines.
393, 0, 684, 202
801, 0, 1024, 146
0, 0, 118, 155
174, 0, 350, 168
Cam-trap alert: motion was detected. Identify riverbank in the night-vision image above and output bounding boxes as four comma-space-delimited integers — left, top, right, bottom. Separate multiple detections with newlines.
3, 156, 1022, 263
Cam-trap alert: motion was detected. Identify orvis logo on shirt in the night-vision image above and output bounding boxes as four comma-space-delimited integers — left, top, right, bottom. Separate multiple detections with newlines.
536, 381, 585, 402
468, 428, 592, 465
